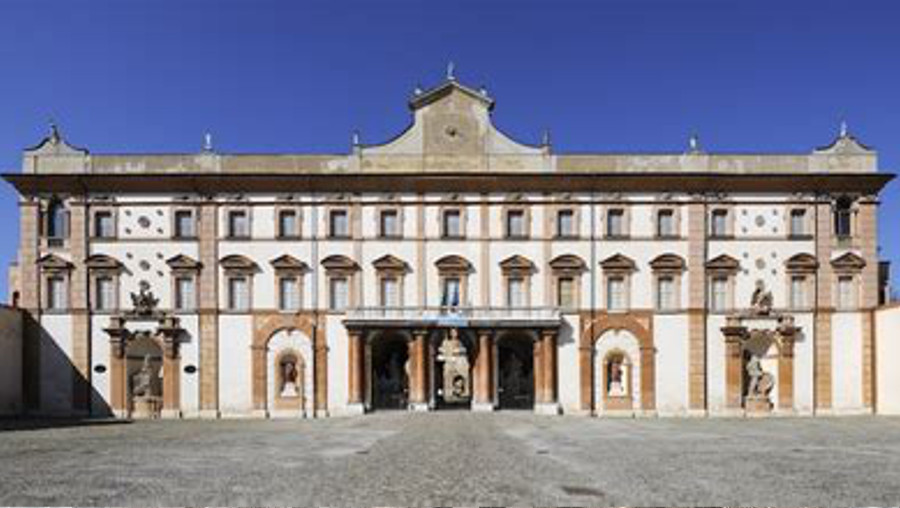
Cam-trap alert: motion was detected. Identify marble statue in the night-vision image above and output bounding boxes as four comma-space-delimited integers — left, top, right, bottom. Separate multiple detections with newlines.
607, 357, 626, 397
750, 280, 774, 316
130, 286, 160, 317
132, 355, 157, 398
280, 357, 299, 398
746, 355, 774, 399
438, 328, 470, 403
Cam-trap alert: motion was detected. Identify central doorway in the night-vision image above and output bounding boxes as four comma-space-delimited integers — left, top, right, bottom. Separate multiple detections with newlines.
371, 334, 409, 410
496, 333, 534, 410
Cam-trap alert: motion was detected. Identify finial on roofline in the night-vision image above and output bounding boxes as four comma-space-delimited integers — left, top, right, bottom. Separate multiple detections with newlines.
352, 129, 361, 147
687, 132, 702, 154
414, 84, 423, 96
202, 131, 214, 153
840, 118, 849, 138
446, 61, 456, 81
542, 129, 551, 148
48, 119, 61, 145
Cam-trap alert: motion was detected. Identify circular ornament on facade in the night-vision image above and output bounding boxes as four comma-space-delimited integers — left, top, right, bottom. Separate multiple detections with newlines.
156, 210, 163, 216
93, 364, 107, 374
138, 216, 151, 229
755, 215, 766, 227
139, 280, 150, 291
139, 260, 151, 271
444, 125, 460, 139
755, 258, 766, 269
184, 365, 197, 374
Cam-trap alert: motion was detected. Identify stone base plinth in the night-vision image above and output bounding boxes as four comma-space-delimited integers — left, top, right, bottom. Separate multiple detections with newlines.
160, 409, 182, 419
198, 409, 221, 419
745, 397, 773, 415
408, 402, 430, 412
534, 402, 561, 415
471, 402, 495, 412
344, 403, 366, 416
314, 409, 330, 418
131, 396, 162, 419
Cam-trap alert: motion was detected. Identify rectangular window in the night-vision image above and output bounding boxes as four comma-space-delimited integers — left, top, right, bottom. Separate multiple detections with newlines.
606, 209, 625, 237
442, 277, 461, 307
46, 276, 66, 310
329, 277, 349, 310
657, 210, 675, 238
379, 210, 400, 238
279, 276, 301, 311
507, 276, 526, 307
711, 210, 728, 238
174, 210, 195, 238
790, 275, 807, 309
94, 211, 114, 238
443, 209, 462, 238
835, 208, 852, 238
380, 277, 400, 307
278, 210, 299, 238
228, 210, 250, 238
557, 276, 575, 308
556, 209, 575, 238
94, 276, 115, 310
837, 275, 855, 310
711, 276, 728, 311
657, 276, 675, 310
175, 277, 195, 311
607, 276, 626, 310
790, 209, 807, 237
228, 276, 249, 311
329, 210, 349, 238
506, 210, 526, 238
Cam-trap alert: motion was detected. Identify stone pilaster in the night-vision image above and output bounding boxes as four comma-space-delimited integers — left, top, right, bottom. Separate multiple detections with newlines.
472, 330, 494, 411
858, 200, 878, 409
814, 202, 833, 411
314, 322, 328, 417
532, 336, 544, 405
535, 329, 560, 414
722, 323, 745, 411
686, 202, 707, 411
69, 202, 90, 414
346, 329, 365, 413
19, 201, 41, 412
408, 330, 429, 411
198, 203, 219, 416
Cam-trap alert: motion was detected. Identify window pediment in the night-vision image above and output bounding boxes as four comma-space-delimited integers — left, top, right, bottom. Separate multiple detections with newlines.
372, 254, 409, 273
166, 254, 202, 271
831, 252, 866, 272
649, 253, 686, 272
270, 254, 309, 272
85, 254, 124, 272
321, 254, 359, 272
37, 253, 73, 272
500, 254, 536, 275
600, 254, 636, 272
705, 254, 741, 273
220, 254, 259, 273
784, 253, 819, 272
435, 254, 473, 274
549, 254, 587, 273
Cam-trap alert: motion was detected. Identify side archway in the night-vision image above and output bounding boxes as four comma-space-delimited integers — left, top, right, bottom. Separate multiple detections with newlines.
265, 330, 314, 417
579, 312, 655, 414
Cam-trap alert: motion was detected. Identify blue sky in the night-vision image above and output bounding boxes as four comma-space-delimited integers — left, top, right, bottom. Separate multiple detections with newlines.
1, 0, 898, 300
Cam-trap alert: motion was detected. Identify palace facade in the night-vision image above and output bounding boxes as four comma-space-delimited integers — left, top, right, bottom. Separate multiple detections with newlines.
4, 75, 896, 419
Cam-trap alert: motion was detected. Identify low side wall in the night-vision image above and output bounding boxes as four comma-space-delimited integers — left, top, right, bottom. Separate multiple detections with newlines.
876, 304, 900, 415
0, 306, 23, 416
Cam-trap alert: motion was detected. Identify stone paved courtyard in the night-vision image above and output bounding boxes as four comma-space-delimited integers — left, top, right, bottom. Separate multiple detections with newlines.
1, 413, 900, 506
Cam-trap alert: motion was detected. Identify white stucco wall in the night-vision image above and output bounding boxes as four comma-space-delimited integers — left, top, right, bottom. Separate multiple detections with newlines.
654, 314, 689, 415
832, 312, 864, 412
876, 305, 900, 415
218, 315, 253, 415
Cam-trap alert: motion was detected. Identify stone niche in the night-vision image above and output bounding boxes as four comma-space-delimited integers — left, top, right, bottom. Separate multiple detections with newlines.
721, 313, 800, 415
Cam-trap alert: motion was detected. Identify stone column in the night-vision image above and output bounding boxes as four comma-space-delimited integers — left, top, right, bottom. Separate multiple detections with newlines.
160, 333, 181, 419
69, 202, 90, 415
408, 330, 430, 411
722, 318, 746, 412
314, 323, 329, 417
533, 335, 545, 406
814, 202, 833, 412
686, 202, 707, 413
107, 322, 128, 418
472, 330, 494, 411
536, 329, 560, 414
346, 329, 365, 414
777, 319, 797, 413
198, 203, 220, 418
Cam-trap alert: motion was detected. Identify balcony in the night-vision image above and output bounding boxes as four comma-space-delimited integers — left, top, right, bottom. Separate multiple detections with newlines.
344, 306, 562, 329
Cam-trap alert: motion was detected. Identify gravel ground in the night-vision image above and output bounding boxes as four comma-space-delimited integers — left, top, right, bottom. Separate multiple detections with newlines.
1, 412, 899, 506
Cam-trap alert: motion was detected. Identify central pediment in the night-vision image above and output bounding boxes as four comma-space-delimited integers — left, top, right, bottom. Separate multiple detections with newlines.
358, 76, 548, 171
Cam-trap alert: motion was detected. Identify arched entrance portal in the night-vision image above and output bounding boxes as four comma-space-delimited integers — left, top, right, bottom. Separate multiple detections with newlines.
126, 333, 164, 419
433, 328, 475, 409
496, 333, 534, 410
370, 333, 409, 410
